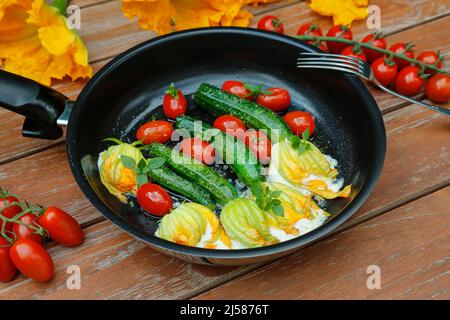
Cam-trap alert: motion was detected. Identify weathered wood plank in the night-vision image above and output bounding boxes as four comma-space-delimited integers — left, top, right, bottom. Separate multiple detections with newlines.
1, 104, 449, 299
194, 187, 450, 300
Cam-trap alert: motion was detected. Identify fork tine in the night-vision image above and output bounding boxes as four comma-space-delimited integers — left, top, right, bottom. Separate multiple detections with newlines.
299, 52, 366, 66
296, 65, 362, 78
296, 57, 363, 69
296, 61, 363, 73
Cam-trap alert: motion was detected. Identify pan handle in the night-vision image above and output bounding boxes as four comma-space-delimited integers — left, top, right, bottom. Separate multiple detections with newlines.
0, 70, 71, 140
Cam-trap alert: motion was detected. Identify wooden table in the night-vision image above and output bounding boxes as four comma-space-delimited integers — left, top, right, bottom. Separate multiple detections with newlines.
1, 0, 449, 300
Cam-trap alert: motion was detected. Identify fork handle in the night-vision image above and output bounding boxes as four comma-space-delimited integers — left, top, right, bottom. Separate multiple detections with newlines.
373, 79, 450, 117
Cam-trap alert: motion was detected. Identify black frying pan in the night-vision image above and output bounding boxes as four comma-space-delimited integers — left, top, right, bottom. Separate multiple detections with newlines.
0, 28, 386, 265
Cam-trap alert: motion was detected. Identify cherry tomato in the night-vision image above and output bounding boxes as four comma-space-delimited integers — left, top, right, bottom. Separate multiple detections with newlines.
425, 73, 450, 103
296, 23, 327, 51
9, 239, 54, 282
389, 43, 415, 70
371, 57, 398, 87
222, 81, 252, 100
136, 120, 173, 144
0, 195, 22, 232
163, 83, 187, 119
417, 51, 442, 75
213, 115, 246, 140
394, 66, 425, 96
341, 46, 367, 62
362, 33, 387, 62
326, 25, 353, 54
179, 138, 215, 165
256, 88, 291, 112
257, 15, 284, 34
12, 213, 42, 244
283, 111, 315, 136
0, 238, 16, 283
243, 130, 271, 164
137, 183, 172, 216
39, 207, 84, 247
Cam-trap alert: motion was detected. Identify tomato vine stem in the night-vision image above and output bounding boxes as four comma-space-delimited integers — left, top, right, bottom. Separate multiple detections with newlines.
295, 35, 449, 76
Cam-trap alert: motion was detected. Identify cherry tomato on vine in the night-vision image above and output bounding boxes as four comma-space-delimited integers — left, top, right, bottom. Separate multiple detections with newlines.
417, 51, 442, 75
255, 87, 291, 112
12, 213, 43, 244
179, 138, 215, 165
297, 23, 327, 51
163, 83, 187, 119
362, 33, 387, 62
136, 120, 173, 144
0, 238, 16, 283
213, 115, 246, 140
222, 81, 252, 100
243, 130, 271, 165
0, 195, 22, 232
283, 111, 315, 136
136, 183, 173, 216
425, 74, 450, 103
257, 15, 284, 34
371, 57, 398, 87
341, 46, 367, 62
39, 207, 84, 247
394, 66, 425, 96
9, 239, 54, 282
326, 25, 353, 54
389, 43, 415, 70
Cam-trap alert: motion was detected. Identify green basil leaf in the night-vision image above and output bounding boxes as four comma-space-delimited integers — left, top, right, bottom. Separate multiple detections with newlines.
136, 174, 148, 187
121, 156, 137, 169
272, 204, 284, 216
271, 190, 282, 198
147, 157, 166, 170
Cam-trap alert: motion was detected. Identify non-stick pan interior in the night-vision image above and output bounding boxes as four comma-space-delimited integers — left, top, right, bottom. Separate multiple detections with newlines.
68, 28, 385, 258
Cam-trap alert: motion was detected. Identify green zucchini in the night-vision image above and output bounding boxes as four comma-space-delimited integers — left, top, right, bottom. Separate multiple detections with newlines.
148, 143, 238, 205
194, 83, 292, 142
175, 115, 262, 189
147, 164, 215, 209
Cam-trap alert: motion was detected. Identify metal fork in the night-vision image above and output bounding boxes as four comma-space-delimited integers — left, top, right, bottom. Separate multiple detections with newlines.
297, 52, 450, 117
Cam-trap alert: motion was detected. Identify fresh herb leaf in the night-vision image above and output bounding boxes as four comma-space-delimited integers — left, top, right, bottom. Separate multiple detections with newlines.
272, 204, 284, 216
271, 190, 282, 198
136, 174, 148, 187
121, 156, 137, 169
147, 157, 166, 170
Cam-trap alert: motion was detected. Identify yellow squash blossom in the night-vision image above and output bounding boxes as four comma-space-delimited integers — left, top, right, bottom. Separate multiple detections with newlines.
121, 0, 280, 35
309, 0, 369, 26
0, 0, 92, 86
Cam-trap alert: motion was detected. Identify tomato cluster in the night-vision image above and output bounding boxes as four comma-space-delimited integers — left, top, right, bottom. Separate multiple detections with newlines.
0, 192, 84, 283
257, 16, 450, 104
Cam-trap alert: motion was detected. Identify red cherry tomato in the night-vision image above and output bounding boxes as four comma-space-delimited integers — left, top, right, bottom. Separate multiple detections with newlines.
137, 183, 173, 216
39, 207, 84, 247
297, 23, 327, 51
0, 195, 22, 232
394, 66, 425, 96
12, 213, 42, 244
179, 138, 215, 165
9, 239, 54, 282
283, 111, 315, 136
389, 43, 415, 70
341, 46, 367, 62
362, 33, 387, 62
213, 115, 246, 140
136, 120, 173, 144
425, 73, 450, 103
163, 83, 187, 119
326, 25, 353, 54
222, 81, 252, 100
417, 51, 442, 75
243, 130, 271, 165
371, 57, 398, 87
256, 88, 291, 112
0, 238, 16, 283
257, 15, 284, 34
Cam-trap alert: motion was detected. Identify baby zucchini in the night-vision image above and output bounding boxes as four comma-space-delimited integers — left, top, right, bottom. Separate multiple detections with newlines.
147, 164, 215, 210
148, 143, 238, 205
175, 115, 262, 189
194, 83, 292, 142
